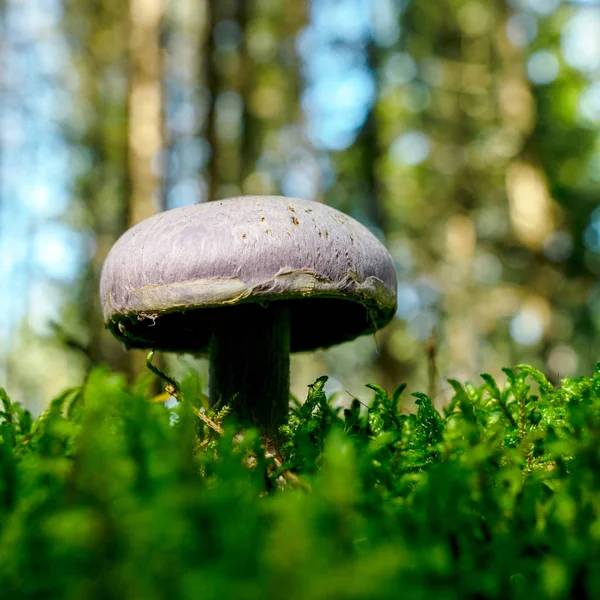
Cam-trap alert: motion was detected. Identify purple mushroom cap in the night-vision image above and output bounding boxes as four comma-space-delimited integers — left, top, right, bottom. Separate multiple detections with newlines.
100, 196, 398, 353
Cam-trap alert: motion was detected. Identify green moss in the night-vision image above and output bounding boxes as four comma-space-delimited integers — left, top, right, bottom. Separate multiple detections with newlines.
1, 364, 600, 599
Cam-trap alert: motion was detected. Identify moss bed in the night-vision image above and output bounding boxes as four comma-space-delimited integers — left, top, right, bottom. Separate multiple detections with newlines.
1, 363, 600, 599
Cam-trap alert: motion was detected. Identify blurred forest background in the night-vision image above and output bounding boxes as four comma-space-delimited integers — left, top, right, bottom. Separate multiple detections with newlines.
1, 0, 599, 412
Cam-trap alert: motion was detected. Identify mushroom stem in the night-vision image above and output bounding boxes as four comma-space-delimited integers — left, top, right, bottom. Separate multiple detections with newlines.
208, 303, 291, 434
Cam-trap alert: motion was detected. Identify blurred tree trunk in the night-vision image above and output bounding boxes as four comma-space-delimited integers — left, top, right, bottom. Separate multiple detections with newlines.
320, 22, 409, 394
238, 0, 258, 186
206, 0, 309, 199
205, 0, 268, 200
245, 0, 309, 197
362, 36, 408, 394
205, 0, 220, 201
64, 0, 165, 382
357, 38, 385, 231
128, 0, 163, 224
390, 0, 537, 393
63, 0, 131, 375
127, 0, 165, 380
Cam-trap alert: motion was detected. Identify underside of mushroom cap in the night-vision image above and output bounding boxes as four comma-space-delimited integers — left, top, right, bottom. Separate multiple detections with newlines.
100, 196, 398, 353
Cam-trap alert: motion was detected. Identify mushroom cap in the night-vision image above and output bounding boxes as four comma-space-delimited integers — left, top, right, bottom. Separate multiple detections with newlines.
101, 196, 398, 353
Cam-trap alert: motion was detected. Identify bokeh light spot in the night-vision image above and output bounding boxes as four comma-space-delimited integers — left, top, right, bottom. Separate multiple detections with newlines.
33, 224, 87, 282
543, 231, 573, 262
527, 50, 560, 85
407, 311, 437, 341
25, 185, 69, 219
527, 0, 560, 16
168, 179, 205, 208
510, 308, 544, 346
473, 253, 503, 284
578, 82, 600, 123
547, 345, 578, 378
395, 283, 420, 320
506, 13, 538, 48
390, 131, 430, 165
561, 10, 600, 74
383, 53, 417, 86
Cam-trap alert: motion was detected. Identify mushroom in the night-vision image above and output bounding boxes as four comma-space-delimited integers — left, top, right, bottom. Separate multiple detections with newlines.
100, 196, 397, 434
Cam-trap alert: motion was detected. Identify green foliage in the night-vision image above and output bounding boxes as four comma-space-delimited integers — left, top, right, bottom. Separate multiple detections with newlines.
1, 365, 600, 599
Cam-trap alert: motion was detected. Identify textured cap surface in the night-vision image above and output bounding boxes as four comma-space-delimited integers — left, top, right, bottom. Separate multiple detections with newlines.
101, 196, 398, 352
